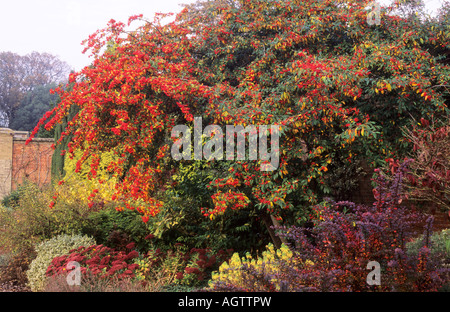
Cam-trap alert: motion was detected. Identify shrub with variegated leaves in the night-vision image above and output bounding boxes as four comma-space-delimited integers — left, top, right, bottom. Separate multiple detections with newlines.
26, 234, 96, 292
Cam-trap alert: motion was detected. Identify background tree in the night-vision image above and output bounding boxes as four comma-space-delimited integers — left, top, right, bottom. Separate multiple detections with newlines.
9, 83, 59, 137
0, 52, 24, 127
0, 51, 71, 128
392, 0, 427, 21
436, 0, 450, 22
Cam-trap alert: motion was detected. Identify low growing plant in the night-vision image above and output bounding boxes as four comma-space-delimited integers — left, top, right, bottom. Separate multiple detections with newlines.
407, 229, 450, 262
26, 234, 96, 292
174, 247, 234, 287
45, 242, 140, 283
43, 272, 150, 292
133, 248, 183, 290
131, 244, 234, 288
0, 246, 36, 289
208, 243, 305, 291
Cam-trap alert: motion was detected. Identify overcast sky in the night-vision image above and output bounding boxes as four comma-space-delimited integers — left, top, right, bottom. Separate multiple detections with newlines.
0, 0, 445, 72
0, 0, 197, 71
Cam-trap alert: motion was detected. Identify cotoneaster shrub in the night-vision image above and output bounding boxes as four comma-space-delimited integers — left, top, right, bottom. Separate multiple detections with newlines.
26, 234, 96, 292
29, 0, 450, 252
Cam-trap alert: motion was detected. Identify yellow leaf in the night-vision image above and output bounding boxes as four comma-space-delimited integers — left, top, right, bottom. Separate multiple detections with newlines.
386, 83, 392, 91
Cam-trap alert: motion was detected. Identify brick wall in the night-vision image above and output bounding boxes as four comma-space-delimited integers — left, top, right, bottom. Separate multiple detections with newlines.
11, 137, 54, 191
0, 128, 54, 199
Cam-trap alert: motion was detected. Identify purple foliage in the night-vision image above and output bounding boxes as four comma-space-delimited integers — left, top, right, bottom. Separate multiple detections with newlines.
209, 160, 450, 291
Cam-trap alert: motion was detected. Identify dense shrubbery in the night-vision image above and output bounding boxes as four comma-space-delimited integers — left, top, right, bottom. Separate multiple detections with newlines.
26, 234, 96, 292
0, 183, 93, 253
44, 241, 233, 291
81, 208, 152, 253
31, 0, 450, 239
0, 180, 237, 291
208, 162, 450, 292
155, 170, 268, 254
173, 247, 234, 287
45, 243, 140, 281
1, 184, 25, 208
1, 0, 449, 292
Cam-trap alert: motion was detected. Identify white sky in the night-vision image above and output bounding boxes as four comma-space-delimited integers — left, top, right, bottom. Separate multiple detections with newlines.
0, 0, 197, 71
0, 0, 445, 72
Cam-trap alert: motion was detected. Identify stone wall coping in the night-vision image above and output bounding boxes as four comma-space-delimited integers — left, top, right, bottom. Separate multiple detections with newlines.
0, 128, 14, 134
13, 138, 54, 143
0, 128, 53, 142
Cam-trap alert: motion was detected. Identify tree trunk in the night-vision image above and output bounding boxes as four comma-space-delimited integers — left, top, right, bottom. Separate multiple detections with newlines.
261, 212, 287, 249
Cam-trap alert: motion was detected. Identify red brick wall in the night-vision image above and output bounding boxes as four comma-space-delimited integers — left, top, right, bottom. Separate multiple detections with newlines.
11, 138, 54, 190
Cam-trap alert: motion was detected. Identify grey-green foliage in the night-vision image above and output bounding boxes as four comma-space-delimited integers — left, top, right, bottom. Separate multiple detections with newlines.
0, 252, 11, 267
26, 233, 96, 292
9, 83, 59, 136
0, 204, 11, 267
